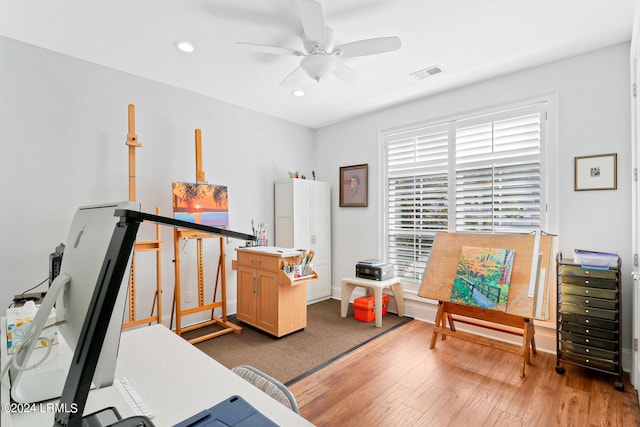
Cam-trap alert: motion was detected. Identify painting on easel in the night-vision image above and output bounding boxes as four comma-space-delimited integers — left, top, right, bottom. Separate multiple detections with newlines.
171, 181, 229, 227
450, 246, 515, 312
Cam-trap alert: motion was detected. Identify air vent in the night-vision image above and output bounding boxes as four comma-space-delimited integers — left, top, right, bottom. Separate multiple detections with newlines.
410, 65, 442, 80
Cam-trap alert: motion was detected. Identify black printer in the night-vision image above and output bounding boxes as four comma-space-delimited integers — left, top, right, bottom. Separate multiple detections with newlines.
356, 259, 394, 281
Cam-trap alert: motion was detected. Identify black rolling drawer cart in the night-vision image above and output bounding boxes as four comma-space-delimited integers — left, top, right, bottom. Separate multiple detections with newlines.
555, 253, 624, 391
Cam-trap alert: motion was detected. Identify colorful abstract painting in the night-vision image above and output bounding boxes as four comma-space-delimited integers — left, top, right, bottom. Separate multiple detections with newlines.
450, 246, 515, 312
171, 182, 229, 227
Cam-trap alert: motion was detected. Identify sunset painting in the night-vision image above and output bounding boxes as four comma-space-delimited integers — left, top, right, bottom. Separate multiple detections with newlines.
171, 182, 229, 227
450, 246, 515, 312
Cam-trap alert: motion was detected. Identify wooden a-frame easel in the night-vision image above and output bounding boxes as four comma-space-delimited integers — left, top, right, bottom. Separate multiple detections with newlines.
430, 301, 537, 378
122, 104, 164, 329
170, 128, 241, 344
419, 232, 554, 378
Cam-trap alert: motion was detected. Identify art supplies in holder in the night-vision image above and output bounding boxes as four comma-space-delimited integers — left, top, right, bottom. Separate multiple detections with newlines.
283, 250, 316, 280
246, 220, 268, 247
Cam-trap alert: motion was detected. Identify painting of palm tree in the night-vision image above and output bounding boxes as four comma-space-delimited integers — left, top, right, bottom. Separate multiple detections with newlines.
171, 181, 229, 227
450, 246, 515, 312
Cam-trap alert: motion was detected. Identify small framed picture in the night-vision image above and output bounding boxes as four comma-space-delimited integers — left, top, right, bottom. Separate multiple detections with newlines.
574, 153, 617, 191
340, 164, 368, 207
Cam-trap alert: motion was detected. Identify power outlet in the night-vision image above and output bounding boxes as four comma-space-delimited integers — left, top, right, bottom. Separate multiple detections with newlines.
184, 291, 193, 304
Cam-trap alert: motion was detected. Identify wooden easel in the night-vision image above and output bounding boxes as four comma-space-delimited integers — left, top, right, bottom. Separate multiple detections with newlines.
122, 104, 164, 329
171, 129, 241, 344
431, 301, 536, 377
419, 232, 554, 377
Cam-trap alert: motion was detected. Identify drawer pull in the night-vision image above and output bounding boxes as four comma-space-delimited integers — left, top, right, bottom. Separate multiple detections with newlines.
585, 270, 590, 274
585, 280, 590, 284
585, 300, 589, 304
586, 359, 590, 363
585, 319, 590, 324
585, 339, 590, 343
585, 309, 589, 314
251, 259, 263, 264
585, 290, 590, 294
585, 329, 590, 333
586, 349, 590, 353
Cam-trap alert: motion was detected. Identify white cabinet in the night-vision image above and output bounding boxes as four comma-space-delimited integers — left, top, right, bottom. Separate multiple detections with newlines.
275, 179, 331, 303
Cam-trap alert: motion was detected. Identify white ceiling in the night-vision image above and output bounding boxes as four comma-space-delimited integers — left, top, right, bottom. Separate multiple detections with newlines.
1, 0, 636, 129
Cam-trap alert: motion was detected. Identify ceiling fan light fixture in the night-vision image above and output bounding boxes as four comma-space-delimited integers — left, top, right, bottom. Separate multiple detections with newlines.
301, 55, 336, 82
236, 0, 400, 87
176, 41, 195, 53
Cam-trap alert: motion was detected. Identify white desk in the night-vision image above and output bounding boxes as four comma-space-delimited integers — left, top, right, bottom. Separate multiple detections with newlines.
1, 322, 314, 426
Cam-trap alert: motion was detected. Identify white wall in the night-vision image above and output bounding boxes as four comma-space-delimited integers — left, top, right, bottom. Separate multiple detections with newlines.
0, 34, 633, 365
315, 43, 633, 357
0, 36, 315, 324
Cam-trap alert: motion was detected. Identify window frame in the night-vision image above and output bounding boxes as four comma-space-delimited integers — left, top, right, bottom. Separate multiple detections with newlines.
380, 97, 552, 291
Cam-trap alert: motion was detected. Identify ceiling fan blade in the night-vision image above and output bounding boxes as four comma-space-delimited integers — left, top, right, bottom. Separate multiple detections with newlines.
299, 0, 326, 45
324, 27, 336, 52
334, 36, 401, 57
280, 67, 307, 88
235, 42, 305, 57
332, 60, 360, 85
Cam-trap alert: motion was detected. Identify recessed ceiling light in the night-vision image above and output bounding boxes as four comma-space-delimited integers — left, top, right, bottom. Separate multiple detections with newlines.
291, 90, 305, 97
176, 41, 195, 53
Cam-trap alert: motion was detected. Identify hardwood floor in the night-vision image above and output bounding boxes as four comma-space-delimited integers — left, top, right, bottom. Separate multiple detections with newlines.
288, 320, 640, 427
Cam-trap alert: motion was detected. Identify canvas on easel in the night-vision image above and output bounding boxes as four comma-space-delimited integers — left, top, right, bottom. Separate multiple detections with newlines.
172, 181, 229, 227
171, 128, 242, 344
451, 246, 515, 312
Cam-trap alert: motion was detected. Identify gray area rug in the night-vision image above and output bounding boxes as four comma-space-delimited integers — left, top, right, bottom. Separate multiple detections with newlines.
188, 298, 413, 385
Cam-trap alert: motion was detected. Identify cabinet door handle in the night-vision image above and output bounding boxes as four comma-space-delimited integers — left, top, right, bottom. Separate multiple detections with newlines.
256, 278, 260, 295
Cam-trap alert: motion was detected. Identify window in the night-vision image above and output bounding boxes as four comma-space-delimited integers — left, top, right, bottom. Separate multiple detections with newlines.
384, 102, 547, 284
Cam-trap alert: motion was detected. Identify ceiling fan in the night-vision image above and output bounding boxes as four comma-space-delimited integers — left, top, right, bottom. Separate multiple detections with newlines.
235, 0, 401, 87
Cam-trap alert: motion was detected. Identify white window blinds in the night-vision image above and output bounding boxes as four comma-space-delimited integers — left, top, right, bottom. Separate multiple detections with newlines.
454, 106, 544, 233
385, 103, 546, 283
386, 124, 449, 281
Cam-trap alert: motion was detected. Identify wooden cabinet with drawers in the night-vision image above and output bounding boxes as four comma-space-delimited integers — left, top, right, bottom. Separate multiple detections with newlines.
556, 254, 624, 391
233, 247, 317, 337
